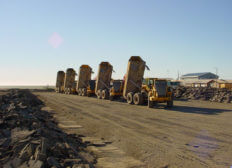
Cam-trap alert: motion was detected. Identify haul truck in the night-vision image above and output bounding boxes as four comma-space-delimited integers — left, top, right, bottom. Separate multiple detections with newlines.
64, 68, 77, 94
123, 56, 146, 105
55, 71, 65, 93
76, 65, 93, 96
123, 56, 174, 108
95, 62, 113, 99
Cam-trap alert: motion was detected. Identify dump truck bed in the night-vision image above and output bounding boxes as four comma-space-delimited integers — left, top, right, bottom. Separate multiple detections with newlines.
95, 62, 113, 93
76, 65, 92, 90
123, 56, 146, 98
56, 71, 65, 88
64, 68, 76, 89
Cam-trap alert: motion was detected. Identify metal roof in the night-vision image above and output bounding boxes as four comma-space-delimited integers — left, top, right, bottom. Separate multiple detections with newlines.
182, 72, 214, 77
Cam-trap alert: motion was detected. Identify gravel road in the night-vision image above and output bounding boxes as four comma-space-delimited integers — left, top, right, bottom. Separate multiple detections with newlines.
36, 92, 232, 168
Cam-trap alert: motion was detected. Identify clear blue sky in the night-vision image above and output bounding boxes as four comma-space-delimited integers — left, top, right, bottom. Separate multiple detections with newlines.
0, 0, 231, 85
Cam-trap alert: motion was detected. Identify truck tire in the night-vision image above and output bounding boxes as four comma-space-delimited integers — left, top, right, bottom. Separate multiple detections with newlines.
127, 92, 134, 104
82, 88, 87, 96
148, 99, 154, 108
109, 96, 114, 101
67, 88, 71, 95
97, 89, 102, 99
102, 90, 109, 99
78, 88, 82, 96
167, 100, 173, 107
133, 93, 144, 105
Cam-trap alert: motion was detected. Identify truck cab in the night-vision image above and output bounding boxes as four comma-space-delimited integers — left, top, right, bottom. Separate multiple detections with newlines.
109, 80, 124, 100
147, 78, 173, 108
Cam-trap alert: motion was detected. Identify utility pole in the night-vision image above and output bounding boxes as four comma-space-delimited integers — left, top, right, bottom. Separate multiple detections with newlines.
177, 70, 180, 80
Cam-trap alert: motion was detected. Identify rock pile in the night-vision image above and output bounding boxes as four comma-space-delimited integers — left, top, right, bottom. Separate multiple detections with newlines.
173, 87, 232, 103
0, 90, 95, 168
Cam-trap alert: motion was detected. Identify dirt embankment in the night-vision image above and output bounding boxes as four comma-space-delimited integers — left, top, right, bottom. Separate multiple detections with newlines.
0, 90, 95, 168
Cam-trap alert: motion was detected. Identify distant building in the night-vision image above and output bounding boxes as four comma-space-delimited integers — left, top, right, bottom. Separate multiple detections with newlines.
181, 72, 219, 81
191, 79, 213, 88
180, 72, 219, 87
209, 80, 232, 90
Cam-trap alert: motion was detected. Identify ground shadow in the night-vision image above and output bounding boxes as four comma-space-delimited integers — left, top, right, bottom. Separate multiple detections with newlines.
165, 105, 232, 115
174, 98, 189, 102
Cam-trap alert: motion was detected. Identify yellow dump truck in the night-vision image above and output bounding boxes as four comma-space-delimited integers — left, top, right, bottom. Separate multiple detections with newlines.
143, 78, 173, 108
123, 56, 173, 107
123, 56, 146, 105
76, 65, 93, 96
109, 80, 124, 101
95, 62, 113, 99
55, 71, 65, 93
64, 68, 77, 94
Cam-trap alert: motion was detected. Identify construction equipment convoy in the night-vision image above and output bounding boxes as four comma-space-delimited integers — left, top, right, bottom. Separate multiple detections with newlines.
55, 56, 173, 107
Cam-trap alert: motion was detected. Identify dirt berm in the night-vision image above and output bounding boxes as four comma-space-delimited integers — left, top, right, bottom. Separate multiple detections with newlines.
0, 90, 96, 168
174, 87, 232, 103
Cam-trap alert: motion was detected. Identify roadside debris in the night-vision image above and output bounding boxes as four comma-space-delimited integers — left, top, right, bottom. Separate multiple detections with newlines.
0, 90, 95, 168
174, 87, 232, 103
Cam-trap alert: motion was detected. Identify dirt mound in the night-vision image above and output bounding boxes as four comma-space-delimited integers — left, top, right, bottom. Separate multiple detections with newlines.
0, 90, 95, 168
174, 87, 232, 103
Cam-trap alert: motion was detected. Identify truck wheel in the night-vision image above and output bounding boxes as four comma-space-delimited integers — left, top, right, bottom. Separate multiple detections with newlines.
127, 92, 134, 104
67, 88, 71, 95
78, 88, 82, 96
82, 88, 87, 96
148, 99, 154, 108
97, 90, 102, 99
133, 93, 144, 105
167, 100, 173, 107
102, 90, 109, 99
87, 92, 91, 97
109, 96, 114, 101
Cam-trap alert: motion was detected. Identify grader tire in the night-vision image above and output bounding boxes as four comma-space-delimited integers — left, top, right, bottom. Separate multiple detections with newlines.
133, 93, 144, 105
127, 92, 134, 104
